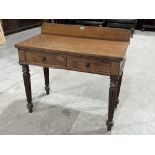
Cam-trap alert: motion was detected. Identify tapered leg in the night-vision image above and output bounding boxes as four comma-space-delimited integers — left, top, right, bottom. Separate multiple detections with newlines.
106, 76, 119, 131
43, 67, 50, 95
115, 72, 123, 108
22, 64, 33, 113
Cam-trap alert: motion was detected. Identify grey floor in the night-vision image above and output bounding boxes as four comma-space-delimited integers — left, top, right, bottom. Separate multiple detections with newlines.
0, 28, 155, 135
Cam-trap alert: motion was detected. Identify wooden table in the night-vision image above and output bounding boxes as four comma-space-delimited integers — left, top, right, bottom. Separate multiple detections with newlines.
15, 23, 130, 131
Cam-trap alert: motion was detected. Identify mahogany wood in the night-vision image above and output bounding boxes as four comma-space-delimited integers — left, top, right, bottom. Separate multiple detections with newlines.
67, 56, 111, 75
15, 23, 130, 131
22, 64, 33, 113
42, 23, 130, 41
106, 76, 119, 131
115, 72, 123, 108
26, 50, 66, 67
16, 34, 129, 61
43, 67, 50, 95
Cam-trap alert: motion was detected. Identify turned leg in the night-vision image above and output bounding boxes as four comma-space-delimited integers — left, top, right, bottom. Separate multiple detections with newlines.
43, 67, 50, 95
106, 76, 119, 131
22, 64, 33, 113
115, 72, 123, 108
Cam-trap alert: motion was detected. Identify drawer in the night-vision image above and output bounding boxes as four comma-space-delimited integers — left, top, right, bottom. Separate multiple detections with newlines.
67, 56, 111, 75
26, 51, 66, 67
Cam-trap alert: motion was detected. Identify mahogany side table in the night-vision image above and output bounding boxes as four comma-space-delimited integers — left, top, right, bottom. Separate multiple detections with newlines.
15, 23, 130, 131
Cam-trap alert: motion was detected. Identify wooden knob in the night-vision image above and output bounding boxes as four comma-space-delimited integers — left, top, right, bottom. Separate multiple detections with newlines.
85, 62, 90, 67
42, 56, 47, 61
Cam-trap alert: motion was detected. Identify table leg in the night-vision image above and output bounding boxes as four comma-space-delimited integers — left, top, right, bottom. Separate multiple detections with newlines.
43, 67, 50, 95
115, 72, 123, 108
106, 76, 119, 131
22, 64, 33, 113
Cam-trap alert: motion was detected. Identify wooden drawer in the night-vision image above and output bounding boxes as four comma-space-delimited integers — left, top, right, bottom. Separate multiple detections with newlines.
26, 51, 66, 67
67, 56, 111, 75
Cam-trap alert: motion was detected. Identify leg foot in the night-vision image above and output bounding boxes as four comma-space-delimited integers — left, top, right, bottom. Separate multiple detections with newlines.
43, 67, 50, 95
22, 64, 33, 113
45, 87, 50, 95
106, 120, 113, 131
27, 103, 33, 113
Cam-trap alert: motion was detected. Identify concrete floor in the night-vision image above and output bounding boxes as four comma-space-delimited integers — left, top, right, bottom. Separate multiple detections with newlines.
0, 28, 155, 134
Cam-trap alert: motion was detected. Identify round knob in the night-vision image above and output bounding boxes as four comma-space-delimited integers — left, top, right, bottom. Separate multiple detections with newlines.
42, 56, 47, 61
85, 62, 90, 67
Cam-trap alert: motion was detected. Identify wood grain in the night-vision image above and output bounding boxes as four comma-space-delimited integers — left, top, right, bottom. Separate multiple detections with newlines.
67, 56, 111, 75
22, 64, 33, 113
16, 34, 129, 61
41, 23, 130, 41
16, 23, 130, 131
26, 50, 66, 67
18, 50, 26, 62
106, 76, 119, 131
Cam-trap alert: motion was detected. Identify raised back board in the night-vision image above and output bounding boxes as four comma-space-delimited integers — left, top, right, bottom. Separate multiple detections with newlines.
41, 23, 130, 41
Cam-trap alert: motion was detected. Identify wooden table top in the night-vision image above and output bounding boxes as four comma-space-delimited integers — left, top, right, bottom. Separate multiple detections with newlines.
16, 23, 130, 61
16, 34, 129, 60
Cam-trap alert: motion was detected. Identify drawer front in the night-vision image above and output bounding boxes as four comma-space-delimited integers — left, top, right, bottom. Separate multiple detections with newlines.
67, 56, 111, 75
26, 51, 66, 67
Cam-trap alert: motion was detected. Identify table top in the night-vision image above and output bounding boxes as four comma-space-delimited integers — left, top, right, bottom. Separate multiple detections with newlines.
15, 23, 130, 61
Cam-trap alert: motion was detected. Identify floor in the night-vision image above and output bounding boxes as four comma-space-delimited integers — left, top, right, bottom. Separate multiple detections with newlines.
0, 28, 155, 135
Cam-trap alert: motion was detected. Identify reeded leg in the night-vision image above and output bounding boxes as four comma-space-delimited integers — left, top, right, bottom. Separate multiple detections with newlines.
115, 72, 123, 108
22, 64, 33, 113
43, 67, 50, 95
106, 76, 119, 131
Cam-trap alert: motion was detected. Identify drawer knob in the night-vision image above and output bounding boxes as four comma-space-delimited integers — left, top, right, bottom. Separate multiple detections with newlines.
42, 56, 47, 61
85, 62, 90, 67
